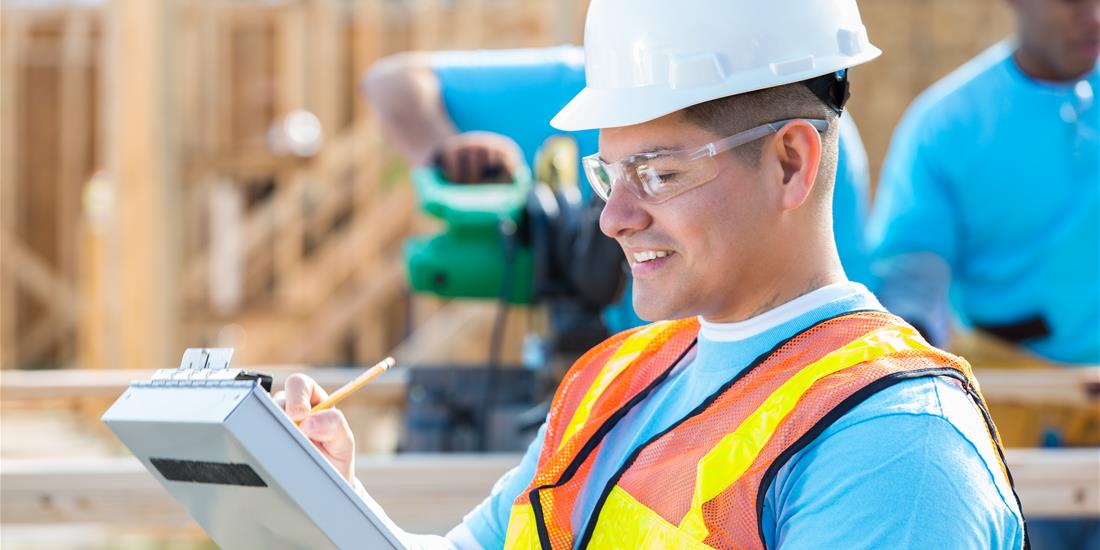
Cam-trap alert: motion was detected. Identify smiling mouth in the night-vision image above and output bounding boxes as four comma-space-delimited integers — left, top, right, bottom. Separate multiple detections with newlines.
631, 250, 673, 264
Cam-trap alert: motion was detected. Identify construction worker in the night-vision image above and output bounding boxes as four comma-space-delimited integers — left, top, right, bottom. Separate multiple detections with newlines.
868, 0, 1099, 365
868, 0, 1099, 547
362, 45, 877, 335
283, 1, 1027, 547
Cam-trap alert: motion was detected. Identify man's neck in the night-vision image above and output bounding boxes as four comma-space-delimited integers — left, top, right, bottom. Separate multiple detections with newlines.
742, 272, 839, 319
705, 265, 846, 324
1013, 47, 1090, 83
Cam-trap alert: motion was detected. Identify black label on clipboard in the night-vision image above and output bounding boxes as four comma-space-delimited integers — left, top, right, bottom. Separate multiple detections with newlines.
151, 458, 268, 487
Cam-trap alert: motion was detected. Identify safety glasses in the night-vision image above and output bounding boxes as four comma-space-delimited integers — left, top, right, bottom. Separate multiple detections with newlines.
582, 118, 829, 204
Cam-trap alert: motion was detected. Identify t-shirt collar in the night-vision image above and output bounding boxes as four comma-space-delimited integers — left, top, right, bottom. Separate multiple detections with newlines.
698, 281, 870, 343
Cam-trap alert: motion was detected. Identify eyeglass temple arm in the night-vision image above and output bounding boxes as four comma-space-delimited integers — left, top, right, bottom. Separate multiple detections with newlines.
766, 118, 830, 133
704, 118, 829, 158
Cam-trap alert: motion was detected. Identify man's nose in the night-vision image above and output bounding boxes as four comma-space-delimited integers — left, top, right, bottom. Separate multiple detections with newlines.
599, 185, 652, 239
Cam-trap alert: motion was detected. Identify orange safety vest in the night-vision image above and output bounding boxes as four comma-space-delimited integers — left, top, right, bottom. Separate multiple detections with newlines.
503, 311, 1024, 549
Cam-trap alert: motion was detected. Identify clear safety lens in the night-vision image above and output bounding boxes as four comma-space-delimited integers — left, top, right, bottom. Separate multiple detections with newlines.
583, 152, 719, 204
582, 118, 827, 204
629, 154, 719, 203
583, 157, 613, 201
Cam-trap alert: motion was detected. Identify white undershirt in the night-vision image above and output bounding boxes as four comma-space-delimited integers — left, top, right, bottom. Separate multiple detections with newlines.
698, 281, 873, 342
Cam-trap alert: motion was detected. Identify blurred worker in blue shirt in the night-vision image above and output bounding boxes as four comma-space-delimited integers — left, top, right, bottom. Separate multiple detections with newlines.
364, 45, 876, 335
868, 0, 1100, 366
869, 1, 1099, 547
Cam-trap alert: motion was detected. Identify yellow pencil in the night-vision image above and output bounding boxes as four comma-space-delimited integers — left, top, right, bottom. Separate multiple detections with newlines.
309, 356, 396, 414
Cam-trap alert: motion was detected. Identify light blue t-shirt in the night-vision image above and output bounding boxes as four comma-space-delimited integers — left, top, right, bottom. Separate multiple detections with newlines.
868, 41, 1100, 364
458, 282, 1025, 548
433, 47, 876, 330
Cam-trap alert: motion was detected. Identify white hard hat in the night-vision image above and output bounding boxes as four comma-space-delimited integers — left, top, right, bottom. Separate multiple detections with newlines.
551, 0, 882, 131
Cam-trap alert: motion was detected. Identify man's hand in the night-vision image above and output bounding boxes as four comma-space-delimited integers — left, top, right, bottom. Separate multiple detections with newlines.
434, 131, 524, 184
274, 374, 357, 484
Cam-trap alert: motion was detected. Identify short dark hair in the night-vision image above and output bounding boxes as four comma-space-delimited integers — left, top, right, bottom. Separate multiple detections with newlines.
682, 83, 839, 191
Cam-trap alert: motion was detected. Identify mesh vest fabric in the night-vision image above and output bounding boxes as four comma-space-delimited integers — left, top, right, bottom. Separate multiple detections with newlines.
503, 311, 1021, 549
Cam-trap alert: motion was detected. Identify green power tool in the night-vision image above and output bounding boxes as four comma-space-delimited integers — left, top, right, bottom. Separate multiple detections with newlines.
404, 135, 626, 312
401, 137, 629, 452
403, 163, 536, 303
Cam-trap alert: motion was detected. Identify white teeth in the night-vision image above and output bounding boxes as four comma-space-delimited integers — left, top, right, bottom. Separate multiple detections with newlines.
632, 250, 670, 263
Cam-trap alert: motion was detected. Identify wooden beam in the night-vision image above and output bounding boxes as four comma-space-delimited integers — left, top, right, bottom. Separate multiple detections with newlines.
454, 0, 485, 49
0, 231, 81, 323
0, 13, 28, 369
0, 5, 103, 22
55, 12, 95, 365
975, 367, 1100, 407
391, 300, 498, 367
103, 0, 180, 370
274, 1, 307, 115
0, 454, 517, 535
181, 120, 380, 302
0, 366, 407, 409
78, 14, 119, 371
352, 0, 385, 122
282, 250, 406, 363
411, 0, 443, 50
0, 449, 1094, 532
21, 316, 71, 363
281, 181, 413, 309
3, 365, 1092, 418
270, 0, 306, 308
207, 179, 244, 313
77, 172, 114, 372
303, 0, 345, 140
1006, 448, 1100, 518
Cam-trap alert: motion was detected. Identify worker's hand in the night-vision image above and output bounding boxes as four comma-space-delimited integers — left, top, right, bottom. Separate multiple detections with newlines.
433, 131, 524, 184
274, 374, 358, 485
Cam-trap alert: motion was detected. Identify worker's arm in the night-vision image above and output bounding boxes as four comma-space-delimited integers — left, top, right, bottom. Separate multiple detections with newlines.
277, 373, 542, 549
867, 103, 959, 345
361, 52, 523, 183
361, 52, 456, 166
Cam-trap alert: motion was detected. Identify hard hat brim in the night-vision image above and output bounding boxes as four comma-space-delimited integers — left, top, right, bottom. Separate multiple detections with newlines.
551, 85, 710, 132
551, 49, 882, 132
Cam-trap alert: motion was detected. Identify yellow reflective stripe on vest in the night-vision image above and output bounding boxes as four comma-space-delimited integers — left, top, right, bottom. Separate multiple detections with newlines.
504, 503, 540, 550
558, 321, 674, 452
678, 324, 931, 541
588, 486, 714, 550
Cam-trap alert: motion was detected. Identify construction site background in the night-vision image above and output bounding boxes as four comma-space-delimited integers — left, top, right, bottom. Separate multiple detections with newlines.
0, 0, 1015, 372
1, 1, 1096, 549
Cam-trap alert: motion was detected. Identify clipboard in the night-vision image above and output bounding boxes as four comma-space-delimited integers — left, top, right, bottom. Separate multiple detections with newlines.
101, 348, 407, 550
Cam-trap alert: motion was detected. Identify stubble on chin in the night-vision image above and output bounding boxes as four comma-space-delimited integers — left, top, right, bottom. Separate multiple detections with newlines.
632, 283, 671, 322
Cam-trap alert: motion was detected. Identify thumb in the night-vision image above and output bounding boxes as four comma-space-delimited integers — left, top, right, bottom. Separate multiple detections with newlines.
301, 409, 356, 480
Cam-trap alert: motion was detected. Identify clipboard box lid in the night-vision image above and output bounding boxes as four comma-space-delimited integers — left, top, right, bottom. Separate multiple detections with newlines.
102, 348, 406, 550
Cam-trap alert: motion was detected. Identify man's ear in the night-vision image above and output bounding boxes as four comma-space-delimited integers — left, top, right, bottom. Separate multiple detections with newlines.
772, 121, 822, 211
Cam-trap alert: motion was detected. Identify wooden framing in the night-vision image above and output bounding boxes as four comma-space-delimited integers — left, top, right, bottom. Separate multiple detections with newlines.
1, 13, 28, 369
0, 449, 1094, 533
0, 366, 407, 408
53, 12, 93, 364
98, 0, 179, 371
5, 362, 1088, 413
2, 0, 592, 370
2, 0, 1019, 373
1, 232, 82, 360
0, 454, 519, 535
351, 0, 384, 121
